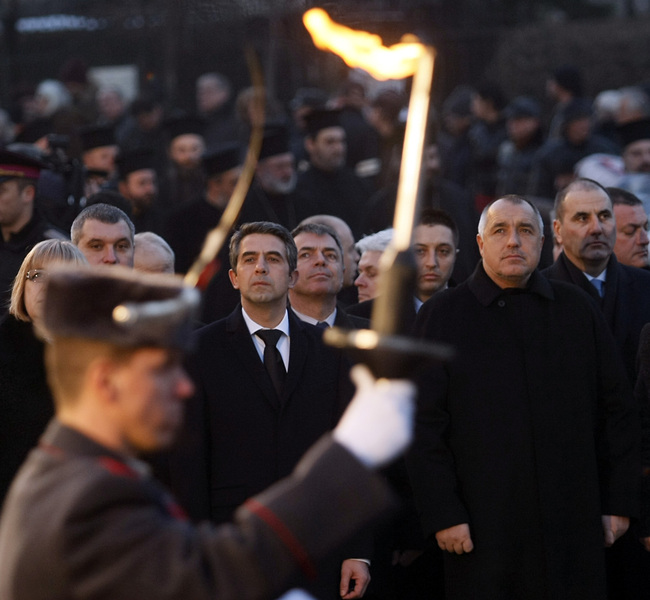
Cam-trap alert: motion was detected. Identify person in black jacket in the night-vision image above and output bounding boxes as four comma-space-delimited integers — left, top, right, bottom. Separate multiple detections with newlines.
0, 238, 86, 503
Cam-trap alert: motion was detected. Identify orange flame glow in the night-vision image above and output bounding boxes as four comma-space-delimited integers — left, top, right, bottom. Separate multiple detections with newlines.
303, 8, 425, 81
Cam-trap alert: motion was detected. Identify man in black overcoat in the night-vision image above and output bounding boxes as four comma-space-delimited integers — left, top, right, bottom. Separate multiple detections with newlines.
543, 178, 650, 384
543, 178, 650, 598
166, 221, 371, 599
408, 195, 639, 600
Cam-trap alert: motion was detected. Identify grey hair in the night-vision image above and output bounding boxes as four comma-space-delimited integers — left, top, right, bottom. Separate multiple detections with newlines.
478, 195, 544, 236
71, 203, 135, 245
356, 228, 394, 255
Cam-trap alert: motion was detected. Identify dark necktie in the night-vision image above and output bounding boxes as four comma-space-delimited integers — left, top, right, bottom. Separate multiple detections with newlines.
316, 321, 329, 329
256, 329, 286, 397
591, 278, 605, 298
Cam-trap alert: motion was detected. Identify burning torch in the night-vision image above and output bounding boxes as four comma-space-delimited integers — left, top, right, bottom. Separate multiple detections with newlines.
303, 8, 453, 376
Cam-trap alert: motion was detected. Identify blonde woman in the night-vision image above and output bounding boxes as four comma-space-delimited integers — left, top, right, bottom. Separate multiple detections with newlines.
0, 239, 86, 502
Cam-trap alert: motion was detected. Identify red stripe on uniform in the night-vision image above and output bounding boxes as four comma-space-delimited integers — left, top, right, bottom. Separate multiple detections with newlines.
97, 456, 138, 479
244, 498, 317, 580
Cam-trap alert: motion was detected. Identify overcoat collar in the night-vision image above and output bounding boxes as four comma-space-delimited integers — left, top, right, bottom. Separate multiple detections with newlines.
468, 261, 554, 307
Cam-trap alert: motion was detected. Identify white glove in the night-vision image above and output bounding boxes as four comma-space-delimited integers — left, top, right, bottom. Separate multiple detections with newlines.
333, 364, 416, 468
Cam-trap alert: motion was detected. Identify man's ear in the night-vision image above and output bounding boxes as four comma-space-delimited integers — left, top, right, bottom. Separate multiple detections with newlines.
20, 183, 36, 205
553, 219, 563, 246
228, 268, 240, 290
86, 357, 120, 406
288, 269, 298, 289
476, 233, 484, 257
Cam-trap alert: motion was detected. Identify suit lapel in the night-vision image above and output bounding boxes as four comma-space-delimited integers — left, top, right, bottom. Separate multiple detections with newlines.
227, 306, 282, 410
559, 253, 602, 301
604, 257, 631, 347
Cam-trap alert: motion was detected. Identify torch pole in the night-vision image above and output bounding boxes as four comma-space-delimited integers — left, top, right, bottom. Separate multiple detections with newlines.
324, 46, 454, 377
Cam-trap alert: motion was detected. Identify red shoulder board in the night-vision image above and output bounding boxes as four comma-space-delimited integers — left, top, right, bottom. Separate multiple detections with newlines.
97, 456, 139, 479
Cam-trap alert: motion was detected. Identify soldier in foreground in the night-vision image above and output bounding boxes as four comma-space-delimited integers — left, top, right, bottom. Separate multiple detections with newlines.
0, 265, 415, 600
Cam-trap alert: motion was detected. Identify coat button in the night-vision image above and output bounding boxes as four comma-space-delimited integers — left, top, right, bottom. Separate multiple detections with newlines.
497, 299, 506, 307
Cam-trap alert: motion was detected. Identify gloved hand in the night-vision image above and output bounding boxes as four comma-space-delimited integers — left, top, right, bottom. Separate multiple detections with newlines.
333, 364, 416, 468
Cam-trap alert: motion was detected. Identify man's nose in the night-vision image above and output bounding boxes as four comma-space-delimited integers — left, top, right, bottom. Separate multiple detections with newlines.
639, 228, 650, 245
587, 216, 604, 235
506, 231, 521, 246
427, 249, 439, 267
102, 246, 117, 264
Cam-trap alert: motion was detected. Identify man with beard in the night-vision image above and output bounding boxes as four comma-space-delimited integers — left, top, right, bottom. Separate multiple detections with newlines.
116, 148, 161, 234
239, 126, 303, 230
158, 116, 206, 218
614, 118, 650, 214
79, 124, 118, 198
295, 109, 371, 239
164, 144, 241, 275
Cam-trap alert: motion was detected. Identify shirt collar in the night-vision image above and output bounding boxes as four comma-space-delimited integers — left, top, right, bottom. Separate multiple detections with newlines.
290, 306, 337, 326
241, 307, 290, 338
583, 269, 607, 283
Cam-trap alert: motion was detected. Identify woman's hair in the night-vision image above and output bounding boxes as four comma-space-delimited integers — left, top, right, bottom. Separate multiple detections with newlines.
9, 239, 87, 322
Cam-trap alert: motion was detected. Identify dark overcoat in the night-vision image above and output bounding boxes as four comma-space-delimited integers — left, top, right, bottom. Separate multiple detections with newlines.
0, 315, 53, 503
166, 307, 353, 522
0, 420, 393, 600
543, 251, 650, 384
407, 264, 639, 600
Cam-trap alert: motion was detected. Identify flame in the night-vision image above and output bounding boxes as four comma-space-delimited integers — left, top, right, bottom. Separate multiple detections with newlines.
303, 8, 425, 81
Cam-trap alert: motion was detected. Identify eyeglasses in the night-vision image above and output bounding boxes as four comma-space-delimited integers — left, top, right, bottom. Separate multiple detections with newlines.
25, 269, 46, 283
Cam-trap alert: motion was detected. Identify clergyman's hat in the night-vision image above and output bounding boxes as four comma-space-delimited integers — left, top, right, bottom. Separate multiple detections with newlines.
79, 125, 116, 152
304, 108, 342, 137
202, 144, 242, 177
259, 125, 291, 160
617, 118, 650, 148
116, 148, 156, 179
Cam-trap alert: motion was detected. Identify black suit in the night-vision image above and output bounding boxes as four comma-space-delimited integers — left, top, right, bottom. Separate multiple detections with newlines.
543, 252, 650, 383
165, 307, 358, 597
167, 306, 353, 520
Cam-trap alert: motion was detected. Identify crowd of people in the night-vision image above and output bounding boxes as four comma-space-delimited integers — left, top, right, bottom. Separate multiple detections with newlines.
0, 55, 650, 600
